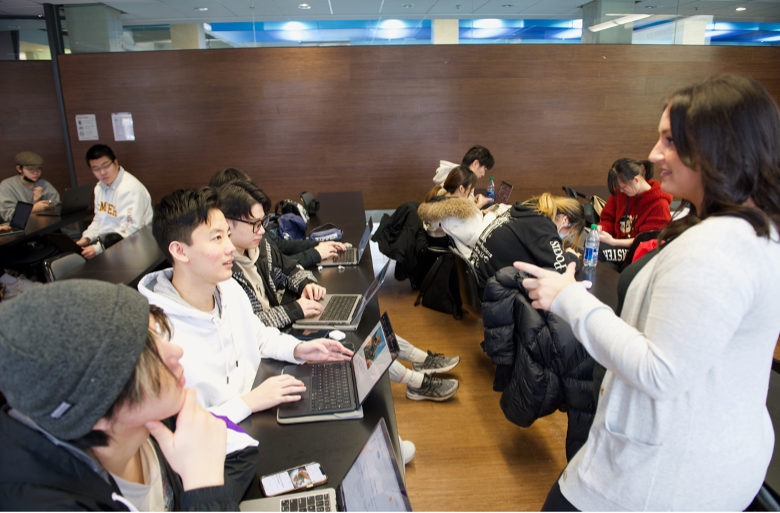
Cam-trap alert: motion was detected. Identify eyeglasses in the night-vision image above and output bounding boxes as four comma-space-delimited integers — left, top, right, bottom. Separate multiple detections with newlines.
23, 167, 42, 173
91, 160, 115, 173
227, 217, 264, 233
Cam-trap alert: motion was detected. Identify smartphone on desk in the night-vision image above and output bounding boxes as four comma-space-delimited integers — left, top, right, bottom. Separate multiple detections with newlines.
260, 462, 328, 497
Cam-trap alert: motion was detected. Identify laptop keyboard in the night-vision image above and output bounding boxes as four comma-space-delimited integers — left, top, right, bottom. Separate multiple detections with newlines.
311, 361, 351, 412
332, 248, 357, 263
280, 493, 331, 512
319, 295, 359, 322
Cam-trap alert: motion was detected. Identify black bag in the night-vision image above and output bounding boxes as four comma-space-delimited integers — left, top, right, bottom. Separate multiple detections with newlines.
414, 252, 463, 320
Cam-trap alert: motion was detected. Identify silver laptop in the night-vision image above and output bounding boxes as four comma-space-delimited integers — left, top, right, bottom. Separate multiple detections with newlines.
37, 184, 93, 216
279, 313, 398, 423
292, 261, 390, 331
0, 202, 33, 237
319, 219, 372, 267
239, 417, 413, 512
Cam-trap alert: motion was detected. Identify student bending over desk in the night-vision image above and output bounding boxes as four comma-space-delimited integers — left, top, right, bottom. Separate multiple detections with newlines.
217, 181, 462, 408
0, 151, 60, 220
138, 188, 351, 429
0, 280, 258, 511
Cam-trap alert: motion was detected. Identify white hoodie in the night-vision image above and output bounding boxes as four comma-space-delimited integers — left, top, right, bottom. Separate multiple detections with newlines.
82, 167, 153, 256
138, 269, 303, 424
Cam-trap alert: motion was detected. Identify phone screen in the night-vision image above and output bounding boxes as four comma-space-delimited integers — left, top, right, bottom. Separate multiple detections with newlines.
261, 463, 327, 497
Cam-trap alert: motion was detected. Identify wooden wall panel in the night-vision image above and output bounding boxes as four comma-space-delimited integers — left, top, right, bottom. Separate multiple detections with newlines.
0, 62, 71, 197
56, 45, 780, 210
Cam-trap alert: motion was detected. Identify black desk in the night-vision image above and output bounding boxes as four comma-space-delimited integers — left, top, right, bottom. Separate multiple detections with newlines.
58, 225, 166, 288
578, 263, 620, 314
0, 209, 93, 249
240, 191, 402, 500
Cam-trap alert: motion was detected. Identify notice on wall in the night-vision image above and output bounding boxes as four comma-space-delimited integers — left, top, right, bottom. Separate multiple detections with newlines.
111, 112, 135, 141
75, 114, 99, 141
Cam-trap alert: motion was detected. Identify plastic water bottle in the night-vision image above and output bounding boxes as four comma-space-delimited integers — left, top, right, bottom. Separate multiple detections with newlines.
584, 224, 599, 269
486, 177, 495, 200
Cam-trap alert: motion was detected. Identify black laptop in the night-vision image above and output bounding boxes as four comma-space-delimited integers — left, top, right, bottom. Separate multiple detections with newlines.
0, 202, 33, 237
279, 313, 399, 423
37, 184, 93, 216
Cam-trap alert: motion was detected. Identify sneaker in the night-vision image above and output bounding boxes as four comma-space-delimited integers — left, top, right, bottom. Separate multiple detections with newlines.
399, 437, 416, 465
406, 374, 459, 402
412, 350, 460, 374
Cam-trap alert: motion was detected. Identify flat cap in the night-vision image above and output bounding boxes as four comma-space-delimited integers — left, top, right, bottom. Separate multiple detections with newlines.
15, 151, 44, 167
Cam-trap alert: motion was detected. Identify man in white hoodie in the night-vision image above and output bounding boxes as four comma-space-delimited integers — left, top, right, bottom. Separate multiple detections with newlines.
76, 144, 153, 259
433, 145, 495, 209
138, 187, 351, 427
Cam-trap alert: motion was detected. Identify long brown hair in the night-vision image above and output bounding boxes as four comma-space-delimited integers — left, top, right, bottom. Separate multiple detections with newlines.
523, 193, 586, 249
660, 74, 780, 244
424, 166, 478, 203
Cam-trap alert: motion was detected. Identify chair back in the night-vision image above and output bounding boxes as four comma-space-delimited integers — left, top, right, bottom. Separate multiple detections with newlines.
43, 252, 87, 282
451, 248, 482, 318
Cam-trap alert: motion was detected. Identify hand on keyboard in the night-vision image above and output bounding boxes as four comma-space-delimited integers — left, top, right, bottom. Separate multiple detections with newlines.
241, 375, 307, 412
294, 340, 353, 362
301, 283, 326, 301
297, 297, 324, 317
315, 241, 346, 260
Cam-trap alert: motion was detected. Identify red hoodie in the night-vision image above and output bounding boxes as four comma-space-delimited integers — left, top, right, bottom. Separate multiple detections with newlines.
598, 179, 672, 239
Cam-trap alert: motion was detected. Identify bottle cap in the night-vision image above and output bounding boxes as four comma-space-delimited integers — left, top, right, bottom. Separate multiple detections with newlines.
490, 176, 494, 180
591, 224, 597, 229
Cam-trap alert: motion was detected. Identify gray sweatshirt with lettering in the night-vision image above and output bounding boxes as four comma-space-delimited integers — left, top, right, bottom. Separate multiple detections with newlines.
552, 216, 780, 511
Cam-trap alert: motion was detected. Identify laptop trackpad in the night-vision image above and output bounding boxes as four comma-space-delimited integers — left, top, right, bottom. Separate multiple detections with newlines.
278, 365, 311, 417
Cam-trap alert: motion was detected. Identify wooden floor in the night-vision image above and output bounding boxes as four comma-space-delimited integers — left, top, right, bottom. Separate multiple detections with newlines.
377, 261, 569, 512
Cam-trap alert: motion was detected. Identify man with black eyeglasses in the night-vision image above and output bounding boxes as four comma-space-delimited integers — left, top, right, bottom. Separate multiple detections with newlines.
219, 180, 325, 328
76, 144, 153, 259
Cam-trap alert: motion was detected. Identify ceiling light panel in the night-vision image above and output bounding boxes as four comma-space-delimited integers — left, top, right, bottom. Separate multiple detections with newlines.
278, 0, 330, 15
380, 0, 436, 15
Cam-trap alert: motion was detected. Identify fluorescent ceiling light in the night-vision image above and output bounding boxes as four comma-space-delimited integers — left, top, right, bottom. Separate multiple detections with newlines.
298, 3, 311, 9
196, 7, 208, 11
588, 14, 650, 32
283, 21, 307, 30
380, 19, 405, 28
473, 19, 503, 28
736, 7, 747, 11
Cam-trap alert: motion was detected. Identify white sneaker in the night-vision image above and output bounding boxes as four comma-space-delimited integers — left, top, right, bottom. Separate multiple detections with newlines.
399, 436, 416, 465
0, 274, 41, 300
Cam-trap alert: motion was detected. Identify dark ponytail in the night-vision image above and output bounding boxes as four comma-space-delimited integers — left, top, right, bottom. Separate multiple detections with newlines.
424, 166, 477, 203
607, 158, 653, 196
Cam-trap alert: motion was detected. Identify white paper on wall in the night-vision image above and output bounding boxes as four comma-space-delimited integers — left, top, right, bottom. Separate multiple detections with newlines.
75, 114, 99, 141
111, 113, 135, 141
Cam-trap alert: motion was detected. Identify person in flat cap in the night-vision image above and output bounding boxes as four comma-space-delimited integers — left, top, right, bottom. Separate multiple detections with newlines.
0, 280, 259, 511
0, 151, 61, 221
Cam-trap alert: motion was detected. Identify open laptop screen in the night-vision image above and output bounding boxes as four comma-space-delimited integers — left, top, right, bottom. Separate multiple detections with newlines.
351, 313, 398, 404
339, 418, 412, 512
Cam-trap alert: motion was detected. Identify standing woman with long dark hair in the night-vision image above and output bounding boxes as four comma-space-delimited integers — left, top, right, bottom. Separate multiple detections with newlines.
516, 74, 780, 510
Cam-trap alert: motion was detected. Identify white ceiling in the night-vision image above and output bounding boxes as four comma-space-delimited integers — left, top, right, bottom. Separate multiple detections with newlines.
2, 0, 780, 24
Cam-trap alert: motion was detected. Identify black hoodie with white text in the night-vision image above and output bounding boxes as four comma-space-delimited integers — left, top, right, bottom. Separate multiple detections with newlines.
470, 202, 579, 294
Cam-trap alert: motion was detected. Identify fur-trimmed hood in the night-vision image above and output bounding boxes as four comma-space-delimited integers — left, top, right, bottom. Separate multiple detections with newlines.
418, 196, 480, 224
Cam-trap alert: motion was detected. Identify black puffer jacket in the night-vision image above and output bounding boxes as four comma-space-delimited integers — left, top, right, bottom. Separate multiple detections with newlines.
483, 267, 595, 461
371, 201, 428, 282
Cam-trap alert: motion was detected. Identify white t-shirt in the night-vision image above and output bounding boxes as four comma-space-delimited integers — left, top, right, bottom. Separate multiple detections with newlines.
111, 439, 174, 512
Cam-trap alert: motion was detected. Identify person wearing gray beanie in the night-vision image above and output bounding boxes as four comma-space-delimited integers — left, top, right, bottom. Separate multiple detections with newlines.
0, 280, 259, 511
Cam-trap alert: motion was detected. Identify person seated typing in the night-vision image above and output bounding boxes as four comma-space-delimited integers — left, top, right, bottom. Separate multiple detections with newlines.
0, 280, 258, 510
596, 158, 672, 266
218, 181, 462, 406
77, 144, 153, 260
138, 187, 351, 426
433, 144, 495, 210
418, 166, 508, 260
208, 167, 344, 268
0, 151, 60, 220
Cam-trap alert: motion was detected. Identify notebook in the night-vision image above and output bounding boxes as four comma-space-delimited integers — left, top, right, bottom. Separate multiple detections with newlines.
37, 184, 93, 216
0, 202, 33, 237
319, 219, 372, 267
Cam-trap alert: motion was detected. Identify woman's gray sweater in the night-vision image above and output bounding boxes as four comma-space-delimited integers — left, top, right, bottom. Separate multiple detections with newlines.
552, 216, 780, 511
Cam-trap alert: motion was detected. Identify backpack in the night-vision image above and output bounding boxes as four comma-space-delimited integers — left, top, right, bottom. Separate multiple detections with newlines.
274, 199, 310, 224
414, 252, 463, 320
278, 213, 307, 240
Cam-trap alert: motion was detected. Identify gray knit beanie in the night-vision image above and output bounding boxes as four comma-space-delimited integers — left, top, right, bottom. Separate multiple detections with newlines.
0, 280, 150, 440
